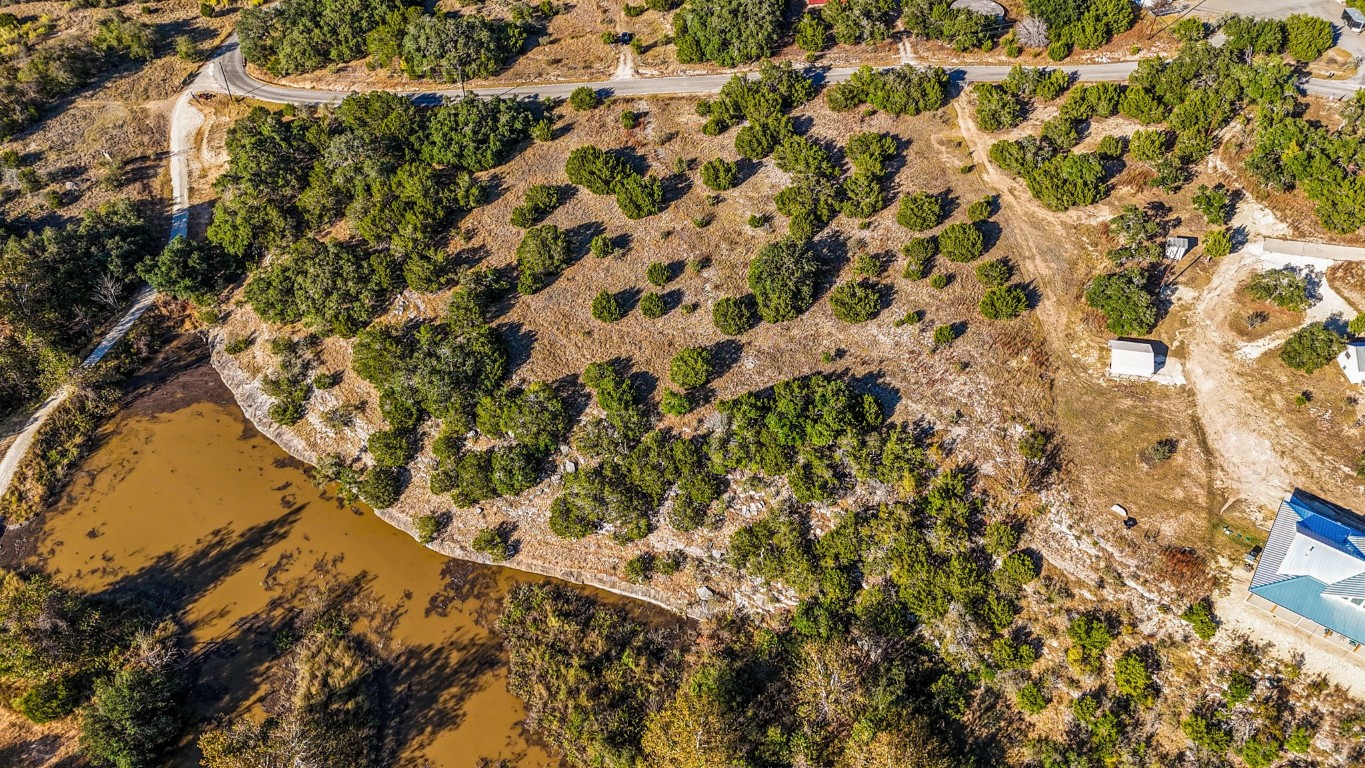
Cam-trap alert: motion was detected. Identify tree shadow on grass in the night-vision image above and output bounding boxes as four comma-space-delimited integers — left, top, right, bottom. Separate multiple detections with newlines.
497, 321, 537, 378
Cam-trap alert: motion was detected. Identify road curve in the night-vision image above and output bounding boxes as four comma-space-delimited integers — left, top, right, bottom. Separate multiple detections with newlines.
211, 37, 1359, 106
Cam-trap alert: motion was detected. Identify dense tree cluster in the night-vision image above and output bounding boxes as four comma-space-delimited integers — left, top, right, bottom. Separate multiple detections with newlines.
240, 0, 528, 80
1247, 91, 1365, 234
821, 0, 900, 45
672, 0, 785, 65
209, 93, 534, 332
550, 360, 726, 538
344, 282, 517, 507
0, 572, 188, 767
499, 584, 684, 767
1120, 40, 1295, 191
0, 200, 154, 416
902, 0, 1001, 51
501, 394, 1066, 768
698, 62, 815, 168
1021, 0, 1136, 52
826, 64, 950, 116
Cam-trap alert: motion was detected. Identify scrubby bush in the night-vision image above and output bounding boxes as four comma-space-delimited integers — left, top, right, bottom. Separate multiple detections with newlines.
1192, 184, 1232, 225
795, 12, 830, 52
368, 428, 413, 467
473, 526, 512, 560
1128, 129, 1170, 163
1203, 229, 1231, 259
980, 285, 1029, 320
1246, 269, 1311, 311
1280, 322, 1345, 373
903, 237, 936, 279
1017, 681, 1050, 714
966, 196, 993, 223
640, 292, 666, 318
510, 184, 561, 228
1285, 14, 1332, 62
591, 291, 625, 322
590, 234, 615, 259
360, 466, 403, 508
973, 83, 1023, 132
1085, 268, 1155, 336
700, 157, 738, 190
1169, 17, 1208, 42
713, 295, 756, 334
828, 281, 881, 323
661, 389, 691, 415
976, 258, 1012, 287
1040, 116, 1079, 151
749, 238, 816, 323
897, 192, 943, 231
1180, 599, 1218, 640
615, 174, 665, 219
415, 514, 443, 544
939, 222, 984, 262
138, 236, 239, 304
569, 86, 601, 110
825, 65, 949, 116
516, 225, 571, 295
669, 346, 713, 388
565, 145, 630, 194
932, 324, 957, 349
647, 261, 670, 287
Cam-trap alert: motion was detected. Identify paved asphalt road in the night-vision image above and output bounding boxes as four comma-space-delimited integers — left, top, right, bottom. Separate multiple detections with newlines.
212, 39, 1147, 106
212, 37, 1360, 105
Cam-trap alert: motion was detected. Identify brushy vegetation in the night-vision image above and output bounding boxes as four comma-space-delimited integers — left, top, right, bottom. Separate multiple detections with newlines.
239, 0, 528, 80
0, 570, 189, 766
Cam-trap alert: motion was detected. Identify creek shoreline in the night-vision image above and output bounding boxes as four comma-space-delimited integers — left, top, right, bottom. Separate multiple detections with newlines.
206, 333, 712, 620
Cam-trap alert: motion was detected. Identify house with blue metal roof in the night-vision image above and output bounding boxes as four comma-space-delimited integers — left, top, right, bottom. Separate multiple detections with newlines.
1249, 494, 1365, 647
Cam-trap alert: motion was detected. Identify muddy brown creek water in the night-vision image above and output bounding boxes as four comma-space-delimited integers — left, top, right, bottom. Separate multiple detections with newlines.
15, 365, 576, 767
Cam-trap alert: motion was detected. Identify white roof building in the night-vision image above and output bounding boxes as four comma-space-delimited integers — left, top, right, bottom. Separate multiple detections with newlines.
1165, 236, 1194, 261
1340, 341, 1365, 385
1108, 339, 1156, 378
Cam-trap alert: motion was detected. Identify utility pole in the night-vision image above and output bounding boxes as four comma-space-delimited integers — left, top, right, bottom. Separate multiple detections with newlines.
220, 60, 233, 101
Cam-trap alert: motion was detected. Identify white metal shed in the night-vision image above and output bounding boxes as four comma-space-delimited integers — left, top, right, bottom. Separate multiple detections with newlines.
1109, 339, 1156, 378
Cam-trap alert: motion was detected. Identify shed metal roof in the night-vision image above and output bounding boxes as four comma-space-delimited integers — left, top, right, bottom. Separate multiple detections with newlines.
1250, 495, 1365, 645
